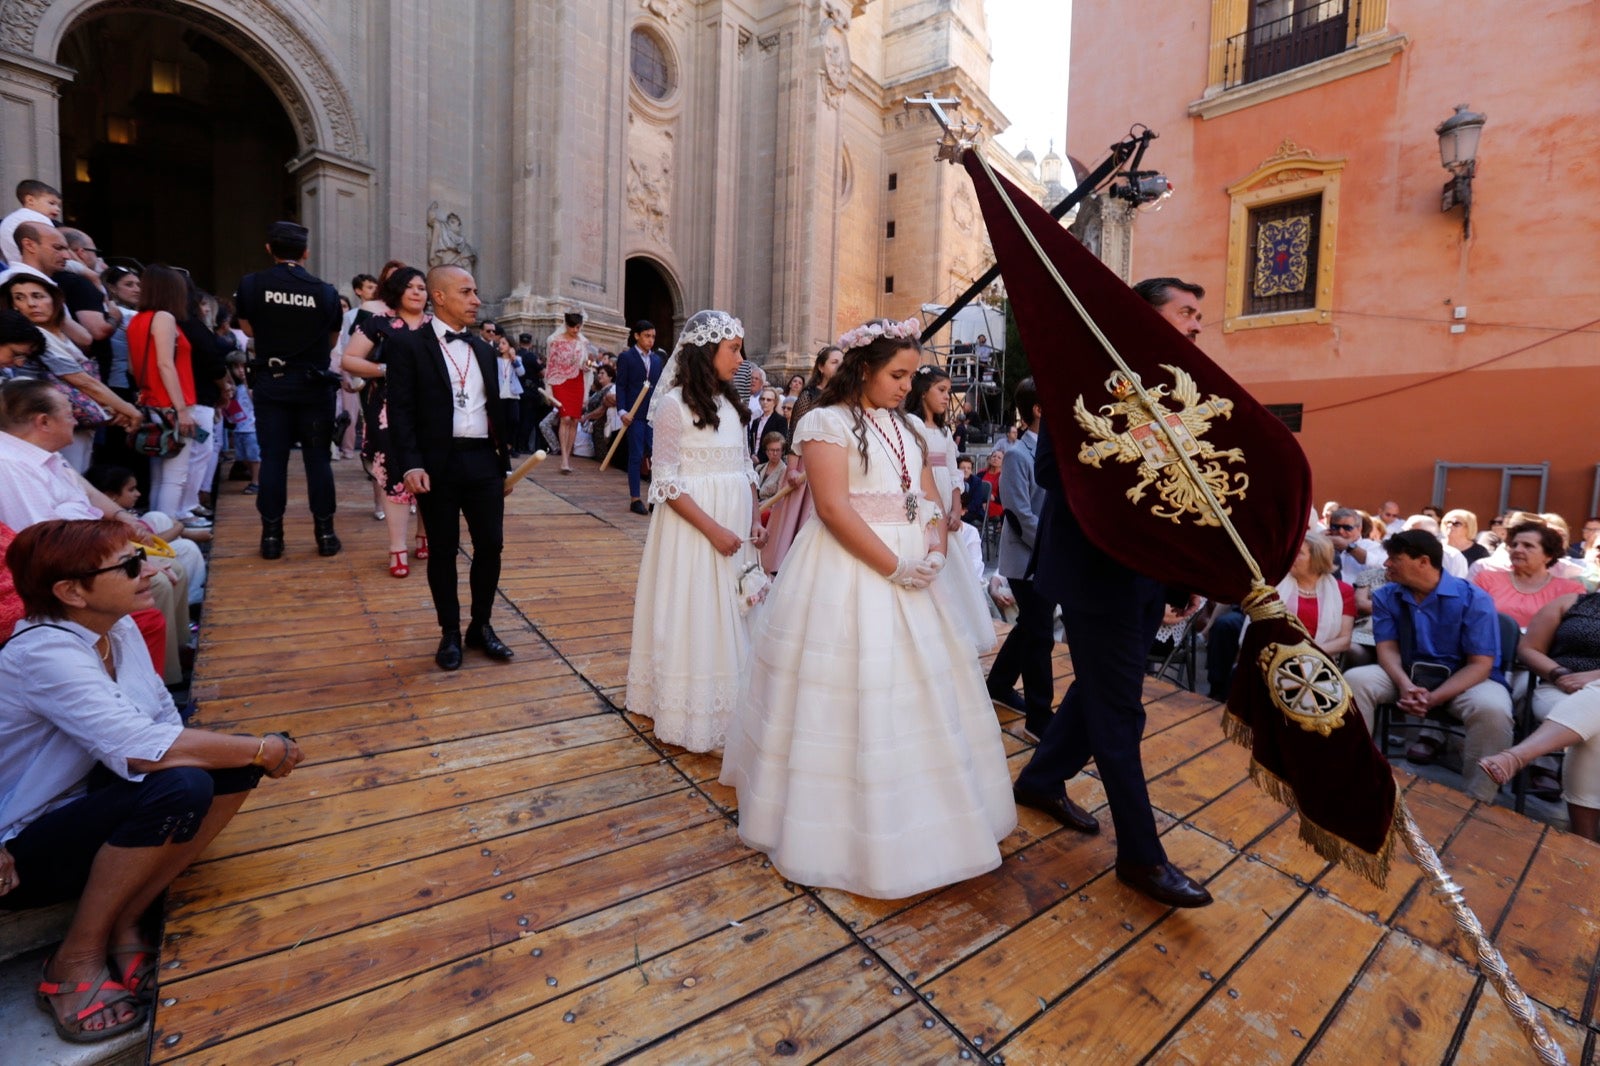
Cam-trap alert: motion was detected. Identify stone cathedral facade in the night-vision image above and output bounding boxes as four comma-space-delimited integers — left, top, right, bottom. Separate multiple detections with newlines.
0, 0, 1040, 365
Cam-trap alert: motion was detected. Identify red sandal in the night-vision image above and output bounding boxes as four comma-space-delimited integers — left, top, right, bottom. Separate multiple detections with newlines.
36, 961, 146, 1044
108, 942, 159, 1006
414, 533, 429, 560
389, 550, 410, 578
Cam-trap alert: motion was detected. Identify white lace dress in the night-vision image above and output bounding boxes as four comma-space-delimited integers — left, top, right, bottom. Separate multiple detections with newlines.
720, 404, 1016, 899
625, 389, 758, 751
908, 413, 996, 653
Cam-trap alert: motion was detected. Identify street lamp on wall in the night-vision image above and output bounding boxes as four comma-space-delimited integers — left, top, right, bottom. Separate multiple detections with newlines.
1436, 104, 1486, 238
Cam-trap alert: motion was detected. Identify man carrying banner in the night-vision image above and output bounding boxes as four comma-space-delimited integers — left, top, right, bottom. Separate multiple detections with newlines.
1010, 278, 1217, 908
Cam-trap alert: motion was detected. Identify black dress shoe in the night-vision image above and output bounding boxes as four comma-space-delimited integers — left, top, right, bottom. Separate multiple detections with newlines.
1013, 786, 1099, 835
629, 500, 648, 516
987, 686, 1026, 714
465, 623, 514, 661
1116, 861, 1214, 908
435, 631, 463, 671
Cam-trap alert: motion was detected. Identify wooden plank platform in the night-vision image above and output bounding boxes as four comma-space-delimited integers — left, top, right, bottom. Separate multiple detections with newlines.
149, 459, 1600, 1064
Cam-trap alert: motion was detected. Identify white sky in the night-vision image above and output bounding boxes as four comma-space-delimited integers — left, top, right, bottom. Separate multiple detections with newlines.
986, 0, 1072, 159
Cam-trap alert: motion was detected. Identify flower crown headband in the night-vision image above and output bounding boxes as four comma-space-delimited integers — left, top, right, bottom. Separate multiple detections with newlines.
836, 316, 921, 353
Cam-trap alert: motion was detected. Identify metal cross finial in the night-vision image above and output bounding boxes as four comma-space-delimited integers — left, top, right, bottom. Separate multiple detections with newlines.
904, 92, 982, 163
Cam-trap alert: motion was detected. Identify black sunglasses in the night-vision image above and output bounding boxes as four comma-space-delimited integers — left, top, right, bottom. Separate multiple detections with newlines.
76, 546, 147, 580
1328, 523, 1358, 532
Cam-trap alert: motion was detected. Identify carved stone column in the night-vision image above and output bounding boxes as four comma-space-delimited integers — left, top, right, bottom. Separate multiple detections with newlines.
0, 48, 73, 192
289, 150, 376, 299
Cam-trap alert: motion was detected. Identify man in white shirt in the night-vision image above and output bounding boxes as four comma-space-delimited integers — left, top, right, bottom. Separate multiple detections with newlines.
1326, 507, 1386, 582
0, 379, 191, 680
1378, 500, 1405, 535
387, 266, 516, 671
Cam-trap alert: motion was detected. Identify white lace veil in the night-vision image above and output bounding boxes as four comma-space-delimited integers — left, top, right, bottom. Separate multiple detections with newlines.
646, 309, 744, 425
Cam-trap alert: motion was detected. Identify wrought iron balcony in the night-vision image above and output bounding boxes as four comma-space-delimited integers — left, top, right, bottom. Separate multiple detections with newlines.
1222, 0, 1369, 89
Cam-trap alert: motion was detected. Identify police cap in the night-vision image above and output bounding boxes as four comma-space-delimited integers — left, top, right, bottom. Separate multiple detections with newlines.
267, 220, 309, 245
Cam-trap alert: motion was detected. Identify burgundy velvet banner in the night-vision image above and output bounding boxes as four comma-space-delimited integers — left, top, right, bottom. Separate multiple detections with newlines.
962, 152, 1312, 603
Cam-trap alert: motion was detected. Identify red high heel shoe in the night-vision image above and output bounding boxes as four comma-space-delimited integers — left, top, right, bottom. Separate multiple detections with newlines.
389, 550, 410, 578
414, 533, 429, 560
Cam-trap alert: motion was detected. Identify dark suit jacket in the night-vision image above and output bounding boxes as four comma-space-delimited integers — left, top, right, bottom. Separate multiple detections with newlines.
748, 411, 789, 458
615, 345, 665, 417
386, 323, 509, 478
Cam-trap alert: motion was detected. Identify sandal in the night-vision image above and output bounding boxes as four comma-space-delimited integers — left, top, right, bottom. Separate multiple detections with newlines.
36, 961, 145, 1044
389, 550, 410, 579
414, 533, 429, 560
108, 943, 159, 1006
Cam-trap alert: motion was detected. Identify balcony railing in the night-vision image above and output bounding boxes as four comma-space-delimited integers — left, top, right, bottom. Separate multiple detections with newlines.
1222, 0, 1369, 89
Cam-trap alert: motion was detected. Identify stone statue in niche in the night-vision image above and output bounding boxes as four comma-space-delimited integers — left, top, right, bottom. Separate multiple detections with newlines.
426, 201, 477, 274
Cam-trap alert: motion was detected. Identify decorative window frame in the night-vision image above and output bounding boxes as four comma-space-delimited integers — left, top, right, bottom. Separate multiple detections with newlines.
628, 22, 682, 120
1224, 141, 1343, 332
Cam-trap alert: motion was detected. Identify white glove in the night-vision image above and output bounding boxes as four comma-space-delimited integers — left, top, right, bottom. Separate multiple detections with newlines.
922, 551, 946, 575
888, 555, 938, 590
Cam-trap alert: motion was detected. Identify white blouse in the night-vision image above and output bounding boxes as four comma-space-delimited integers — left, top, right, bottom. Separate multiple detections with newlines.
0, 617, 184, 843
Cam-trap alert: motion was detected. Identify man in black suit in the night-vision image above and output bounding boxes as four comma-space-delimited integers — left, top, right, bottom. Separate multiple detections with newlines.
1010, 277, 1214, 909
386, 265, 516, 670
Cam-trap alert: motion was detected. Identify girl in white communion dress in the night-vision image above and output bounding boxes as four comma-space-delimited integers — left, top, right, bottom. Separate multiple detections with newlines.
720, 319, 1015, 899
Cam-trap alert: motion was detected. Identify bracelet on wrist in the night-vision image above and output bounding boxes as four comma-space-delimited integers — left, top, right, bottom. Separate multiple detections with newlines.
251, 735, 268, 767
1549, 667, 1572, 682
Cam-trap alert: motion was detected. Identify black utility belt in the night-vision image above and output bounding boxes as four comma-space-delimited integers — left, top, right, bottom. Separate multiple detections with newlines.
258, 361, 341, 385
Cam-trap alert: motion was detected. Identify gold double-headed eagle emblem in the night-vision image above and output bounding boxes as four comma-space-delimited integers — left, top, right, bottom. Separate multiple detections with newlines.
1073, 365, 1248, 526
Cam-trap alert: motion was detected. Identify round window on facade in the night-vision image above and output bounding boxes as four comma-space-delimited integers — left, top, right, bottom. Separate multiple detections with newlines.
630, 28, 673, 100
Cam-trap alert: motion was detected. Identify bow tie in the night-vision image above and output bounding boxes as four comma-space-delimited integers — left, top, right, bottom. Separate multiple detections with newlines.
443, 329, 473, 344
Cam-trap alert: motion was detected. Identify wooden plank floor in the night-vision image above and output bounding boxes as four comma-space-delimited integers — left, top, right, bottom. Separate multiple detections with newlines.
150, 459, 1600, 1064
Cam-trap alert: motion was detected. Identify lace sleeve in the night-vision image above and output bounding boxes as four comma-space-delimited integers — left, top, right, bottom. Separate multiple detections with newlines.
792, 405, 850, 452
646, 391, 686, 504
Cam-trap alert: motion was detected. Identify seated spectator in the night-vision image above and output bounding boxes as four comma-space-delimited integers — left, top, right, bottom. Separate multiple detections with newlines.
1570, 517, 1600, 560
86, 465, 208, 605
0, 518, 303, 1043
755, 431, 787, 504
1403, 513, 1467, 578
981, 448, 1004, 523
579, 364, 617, 459
1478, 591, 1600, 841
1325, 506, 1385, 583
0, 379, 188, 681
1344, 530, 1512, 799
1277, 530, 1354, 655
1442, 509, 1488, 565
1472, 522, 1583, 629
1537, 513, 1586, 580
0, 307, 47, 371
959, 455, 989, 525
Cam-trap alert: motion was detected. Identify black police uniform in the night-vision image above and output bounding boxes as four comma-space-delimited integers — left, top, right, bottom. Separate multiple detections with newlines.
234, 258, 342, 556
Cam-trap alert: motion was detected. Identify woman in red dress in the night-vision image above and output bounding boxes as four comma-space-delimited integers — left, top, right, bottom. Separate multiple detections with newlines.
545, 312, 589, 474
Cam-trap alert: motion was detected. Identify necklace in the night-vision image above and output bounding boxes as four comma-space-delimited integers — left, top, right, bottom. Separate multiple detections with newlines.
441, 330, 472, 408
96, 634, 112, 670
863, 408, 918, 523
1509, 570, 1552, 595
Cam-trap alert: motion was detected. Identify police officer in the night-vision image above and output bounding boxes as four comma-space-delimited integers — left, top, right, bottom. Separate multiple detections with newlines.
234, 221, 343, 559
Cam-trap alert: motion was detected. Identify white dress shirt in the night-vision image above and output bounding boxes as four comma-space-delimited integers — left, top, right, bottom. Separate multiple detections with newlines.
0, 431, 102, 530
0, 617, 184, 843
433, 318, 489, 438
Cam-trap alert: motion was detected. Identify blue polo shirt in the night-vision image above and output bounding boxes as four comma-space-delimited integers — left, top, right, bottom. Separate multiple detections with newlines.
1371, 571, 1505, 686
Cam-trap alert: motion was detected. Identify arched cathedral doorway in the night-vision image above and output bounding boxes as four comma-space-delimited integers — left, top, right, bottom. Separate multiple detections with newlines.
56, 11, 297, 296
624, 256, 679, 355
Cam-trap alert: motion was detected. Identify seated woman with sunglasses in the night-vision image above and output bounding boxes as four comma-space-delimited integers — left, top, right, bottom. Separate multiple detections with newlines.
0, 519, 304, 1044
